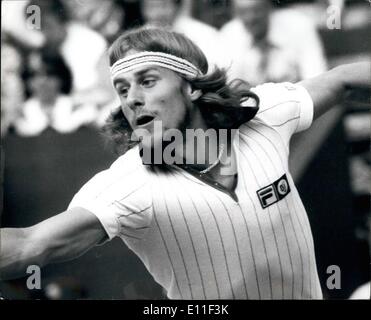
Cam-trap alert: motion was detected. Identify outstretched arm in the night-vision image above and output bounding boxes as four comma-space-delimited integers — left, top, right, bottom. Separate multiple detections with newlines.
0, 207, 107, 280
299, 61, 371, 120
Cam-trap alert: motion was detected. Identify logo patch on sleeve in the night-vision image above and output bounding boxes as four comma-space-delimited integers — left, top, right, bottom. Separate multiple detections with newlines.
257, 174, 291, 209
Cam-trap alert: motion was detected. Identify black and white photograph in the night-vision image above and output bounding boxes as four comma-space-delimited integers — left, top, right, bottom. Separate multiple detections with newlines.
0, 0, 370, 306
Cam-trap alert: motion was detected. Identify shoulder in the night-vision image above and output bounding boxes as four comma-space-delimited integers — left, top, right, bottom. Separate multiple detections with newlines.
109, 145, 143, 172
250, 82, 314, 134
69, 146, 147, 206
251, 82, 313, 111
68, 146, 154, 241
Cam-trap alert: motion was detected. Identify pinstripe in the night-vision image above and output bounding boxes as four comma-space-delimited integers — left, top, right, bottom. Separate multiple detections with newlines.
188, 198, 222, 299
245, 123, 289, 164
232, 171, 262, 298
202, 195, 236, 298
246, 122, 290, 157
237, 146, 274, 298
283, 206, 304, 298
235, 203, 262, 299
247, 126, 313, 296
240, 135, 289, 298
155, 170, 194, 299
243, 126, 312, 298
153, 212, 184, 299
289, 189, 313, 298
174, 167, 237, 298
232, 130, 262, 300
291, 188, 317, 297
211, 191, 249, 299
162, 195, 195, 299
177, 176, 222, 299
169, 172, 208, 299
295, 190, 317, 297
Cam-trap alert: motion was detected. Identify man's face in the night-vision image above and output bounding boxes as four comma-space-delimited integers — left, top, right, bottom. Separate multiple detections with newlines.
141, 0, 178, 27
233, 0, 271, 42
113, 60, 192, 152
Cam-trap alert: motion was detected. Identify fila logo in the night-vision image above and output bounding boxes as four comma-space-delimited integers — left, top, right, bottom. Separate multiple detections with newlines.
257, 174, 291, 209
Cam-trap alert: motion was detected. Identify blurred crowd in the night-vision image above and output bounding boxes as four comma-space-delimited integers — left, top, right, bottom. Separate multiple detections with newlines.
0, 0, 368, 138
1, 0, 143, 137
0, 0, 319, 137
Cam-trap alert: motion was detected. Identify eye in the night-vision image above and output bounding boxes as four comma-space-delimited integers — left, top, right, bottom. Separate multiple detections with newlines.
141, 78, 156, 88
117, 87, 129, 98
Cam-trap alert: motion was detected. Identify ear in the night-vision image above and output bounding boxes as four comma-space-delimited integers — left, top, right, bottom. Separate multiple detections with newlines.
185, 83, 202, 101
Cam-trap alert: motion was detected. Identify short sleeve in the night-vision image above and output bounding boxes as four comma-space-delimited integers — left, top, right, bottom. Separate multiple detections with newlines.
68, 150, 153, 243
251, 82, 314, 145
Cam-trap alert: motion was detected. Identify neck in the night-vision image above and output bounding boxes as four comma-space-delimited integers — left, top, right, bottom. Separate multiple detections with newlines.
175, 111, 221, 170
184, 130, 220, 170
171, 109, 238, 174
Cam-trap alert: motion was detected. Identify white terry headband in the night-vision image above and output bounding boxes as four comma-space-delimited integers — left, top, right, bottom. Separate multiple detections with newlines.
110, 51, 203, 82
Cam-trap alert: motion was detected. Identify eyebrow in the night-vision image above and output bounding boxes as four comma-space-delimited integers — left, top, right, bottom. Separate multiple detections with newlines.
135, 67, 160, 77
113, 67, 160, 87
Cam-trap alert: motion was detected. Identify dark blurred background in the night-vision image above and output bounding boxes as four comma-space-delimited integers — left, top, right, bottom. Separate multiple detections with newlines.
1, 0, 370, 300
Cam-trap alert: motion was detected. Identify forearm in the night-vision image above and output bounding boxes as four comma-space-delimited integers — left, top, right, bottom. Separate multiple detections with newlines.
0, 209, 107, 280
0, 227, 45, 280
300, 61, 370, 120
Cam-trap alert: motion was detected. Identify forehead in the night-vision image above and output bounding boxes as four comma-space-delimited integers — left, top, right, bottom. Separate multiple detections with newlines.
113, 64, 181, 86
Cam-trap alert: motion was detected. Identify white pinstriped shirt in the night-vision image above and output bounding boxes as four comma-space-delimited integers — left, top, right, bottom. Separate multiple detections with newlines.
68, 82, 323, 299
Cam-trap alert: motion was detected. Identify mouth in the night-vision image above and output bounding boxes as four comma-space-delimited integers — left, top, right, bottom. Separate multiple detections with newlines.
136, 114, 156, 127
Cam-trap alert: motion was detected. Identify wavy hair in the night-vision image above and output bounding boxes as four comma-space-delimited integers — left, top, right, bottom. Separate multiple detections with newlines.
103, 27, 259, 155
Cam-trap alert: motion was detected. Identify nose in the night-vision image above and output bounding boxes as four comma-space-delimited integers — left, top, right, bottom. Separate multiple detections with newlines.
126, 85, 144, 111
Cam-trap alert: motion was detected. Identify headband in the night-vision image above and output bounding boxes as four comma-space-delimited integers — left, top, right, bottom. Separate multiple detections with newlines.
110, 51, 203, 82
